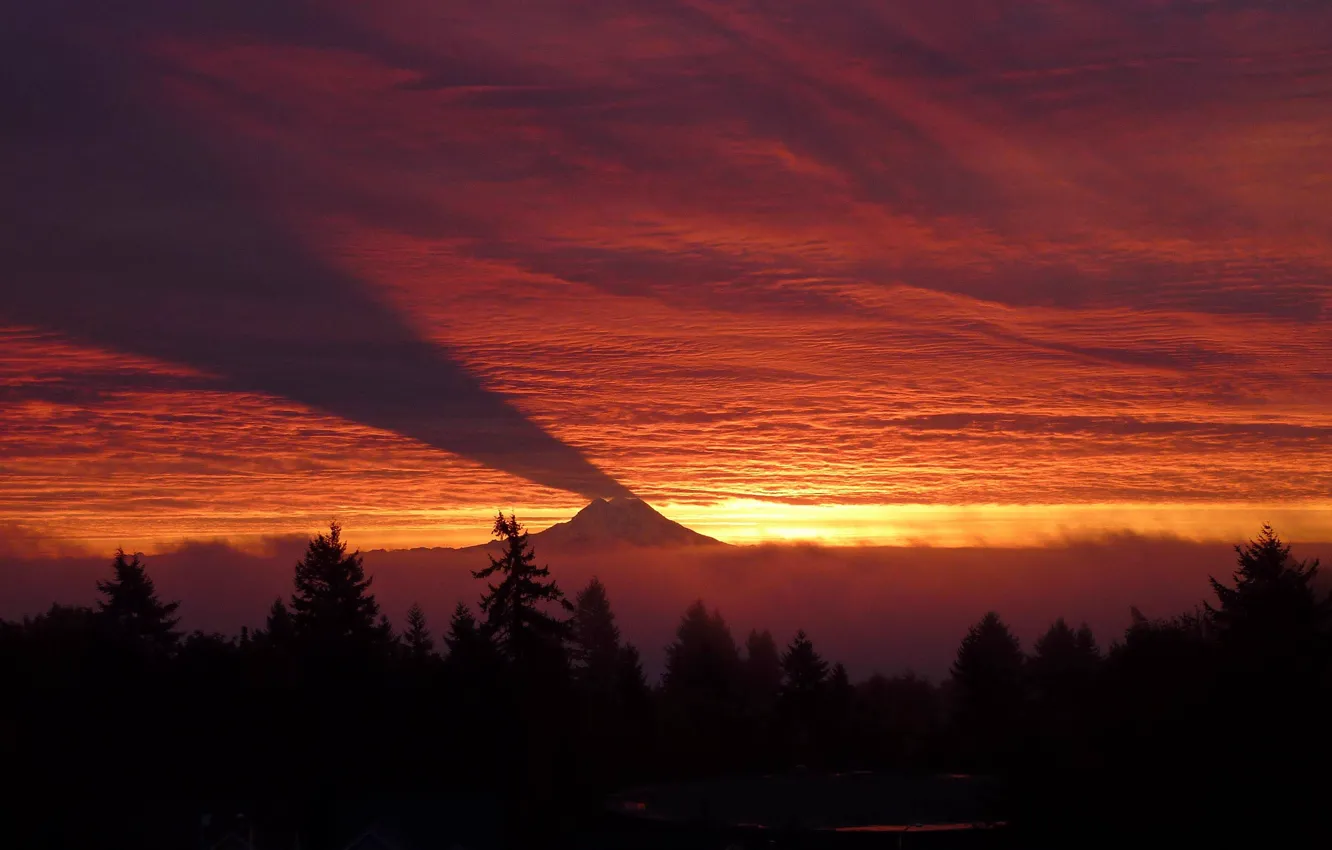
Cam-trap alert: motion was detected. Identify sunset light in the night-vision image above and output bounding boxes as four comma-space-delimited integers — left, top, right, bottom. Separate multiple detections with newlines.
3, 2, 1331, 844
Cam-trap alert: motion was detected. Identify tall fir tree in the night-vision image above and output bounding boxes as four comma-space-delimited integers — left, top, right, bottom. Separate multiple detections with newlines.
827, 662, 852, 704
288, 522, 389, 650
1074, 622, 1099, 661
615, 643, 651, 707
265, 598, 295, 647
950, 611, 1026, 768
442, 602, 493, 676
403, 602, 434, 661
96, 549, 179, 650
662, 600, 740, 697
570, 577, 622, 690
742, 629, 783, 707
780, 629, 829, 699
1030, 618, 1101, 687
777, 630, 830, 764
472, 512, 571, 667
1207, 524, 1331, 658
444, 602, 483, 658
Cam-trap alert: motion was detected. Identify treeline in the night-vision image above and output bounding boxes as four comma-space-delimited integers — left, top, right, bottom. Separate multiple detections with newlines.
3, 517, 1331, 847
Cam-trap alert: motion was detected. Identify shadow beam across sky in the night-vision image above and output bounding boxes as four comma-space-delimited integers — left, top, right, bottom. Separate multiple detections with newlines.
0, 4, 631, 500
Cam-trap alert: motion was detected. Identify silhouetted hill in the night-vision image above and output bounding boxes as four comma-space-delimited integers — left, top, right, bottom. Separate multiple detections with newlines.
525, 497, 725, 550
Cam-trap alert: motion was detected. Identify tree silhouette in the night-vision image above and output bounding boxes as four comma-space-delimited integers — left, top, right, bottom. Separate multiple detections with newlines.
1074, 622, 1098, 660
661, 601, 742, 772
473, 512, 571, 668
1027, 618, 1101, 788
442, 601, 500, 683
1030, 618, 1100, 688
403, 603, 434, 661
663, 600, 740, 697
288, 522, 389, 652
742, 629, 783, 708
738, 628, 783, 761
780, 630, 829, 699
827, 661, 852, 716
1207, 524, 1331, 669
777, 630, 829, 762
11, 511, 1332, 844
854, 673, 942, 769
96, 549, 180, 651
615, 643, 650, 708
950, 611, 1025, 769
1203, 524, 1332, 824
570, 577, 621, 688
264, 598, 295, 647
444, 602, 481, 655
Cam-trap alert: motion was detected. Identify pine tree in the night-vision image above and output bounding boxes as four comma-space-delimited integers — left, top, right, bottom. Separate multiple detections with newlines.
472, 512, 571, 667
570, 577, 621, 687
742, 629, 783, 707
661, 601, 742, 773
443, 602, 498, 676
1031, 618, 1100, 685
615, 643, 650, 707
1206, 525, 1332, 698
1074, 622, 1099, 661
824, 662, 855, 761
780, 629, 829, 699
950, 611, 1025, 768
265, 598, 295, 647
96, 549, 179, 650
288, 522, 388, 650
952, 612, 1024, 693
444, 602, 480, 654
828, 662, 852, 701
662, 600, 740, 696
403, 603, 434, 660
1207, 524, 1331, 648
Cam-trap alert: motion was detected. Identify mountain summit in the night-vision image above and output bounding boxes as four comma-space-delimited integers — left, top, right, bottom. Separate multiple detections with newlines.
532, 497, 724, 549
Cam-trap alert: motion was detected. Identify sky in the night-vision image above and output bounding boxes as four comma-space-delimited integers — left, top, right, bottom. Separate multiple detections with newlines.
3, 0, 1332, 553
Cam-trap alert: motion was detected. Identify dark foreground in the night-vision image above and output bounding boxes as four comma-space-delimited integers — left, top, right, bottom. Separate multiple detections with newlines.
4, 521, 1330, 846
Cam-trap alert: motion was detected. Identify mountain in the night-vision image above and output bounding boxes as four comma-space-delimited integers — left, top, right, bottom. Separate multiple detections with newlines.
529, 497, 724, 549
386, 498, 726, 556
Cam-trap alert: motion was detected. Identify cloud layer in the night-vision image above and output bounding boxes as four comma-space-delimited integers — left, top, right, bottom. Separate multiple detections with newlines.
2, 1, 1331, 547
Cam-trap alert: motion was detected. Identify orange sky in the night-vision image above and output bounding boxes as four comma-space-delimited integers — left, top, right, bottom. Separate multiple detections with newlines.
3, 1, 1332, 553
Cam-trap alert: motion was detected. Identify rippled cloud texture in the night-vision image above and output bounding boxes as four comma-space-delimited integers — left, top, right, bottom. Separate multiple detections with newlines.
2, 1, 1331, 548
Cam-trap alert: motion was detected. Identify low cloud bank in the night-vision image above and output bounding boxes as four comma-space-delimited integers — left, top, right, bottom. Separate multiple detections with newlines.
5, 534, 1329, 680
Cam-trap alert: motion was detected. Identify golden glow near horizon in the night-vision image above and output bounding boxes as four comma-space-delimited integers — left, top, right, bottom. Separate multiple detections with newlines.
7, 496, 1332, 558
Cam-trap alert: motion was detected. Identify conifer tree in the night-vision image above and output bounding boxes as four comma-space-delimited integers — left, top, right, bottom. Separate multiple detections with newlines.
1207, 524, 1331, 650
443, 602, 499, 679
662, 600, 740, 696
472, 512, 571, 667
742, 629, 783, 707
1074, 622, 1099, 661
96, 549, 180, 650
570, 577, 621, 685
444, 602, 482, 658
403, 602, 434, 660
615, 643, 650, 707
265, 598, 295, 647
950, 611, 1025, 768
288, 522, 388, 650
827, 662, 852, 702
1031, 618, 1100, 685
780, 629, 829, 699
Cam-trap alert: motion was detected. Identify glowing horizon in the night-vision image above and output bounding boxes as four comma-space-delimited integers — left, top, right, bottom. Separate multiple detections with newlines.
7, 497, 1331, 559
